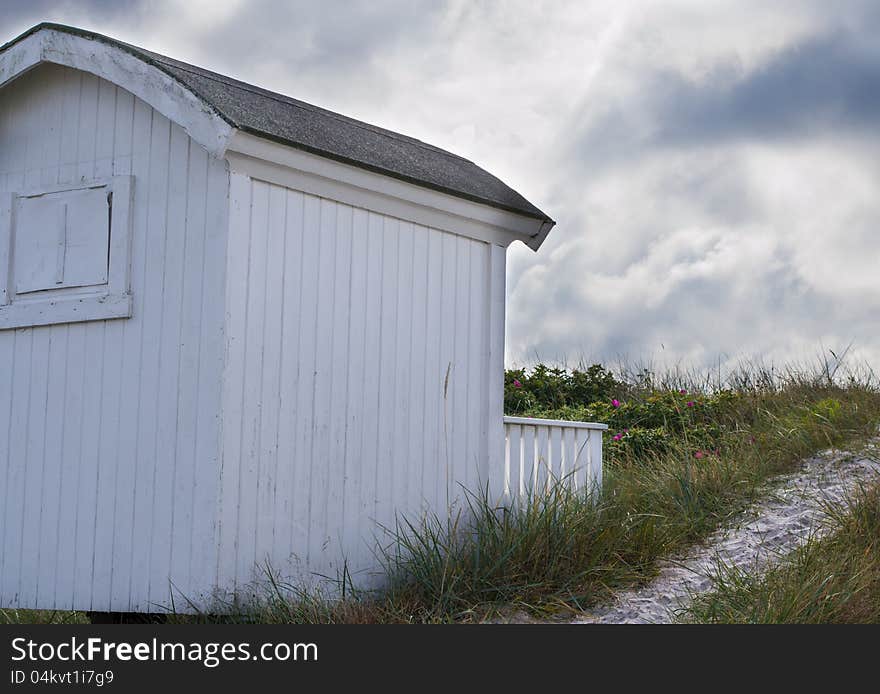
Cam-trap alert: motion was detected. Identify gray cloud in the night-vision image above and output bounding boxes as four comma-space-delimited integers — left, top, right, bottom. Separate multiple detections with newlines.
658, 34, 880, 144
572, 22, 880, 176
0, 1, 145, 32
4, 1, 879, 373
504, 3, 880, 372
169, 1, 444, 91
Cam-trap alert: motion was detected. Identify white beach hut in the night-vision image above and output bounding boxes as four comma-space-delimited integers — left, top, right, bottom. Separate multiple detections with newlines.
0, 23, 605, 614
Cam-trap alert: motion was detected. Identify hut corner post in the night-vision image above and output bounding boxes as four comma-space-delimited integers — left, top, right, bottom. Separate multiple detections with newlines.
486, 242, 507, 502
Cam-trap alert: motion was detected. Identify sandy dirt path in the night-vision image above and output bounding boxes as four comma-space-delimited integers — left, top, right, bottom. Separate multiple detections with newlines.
573, 447, 880, 624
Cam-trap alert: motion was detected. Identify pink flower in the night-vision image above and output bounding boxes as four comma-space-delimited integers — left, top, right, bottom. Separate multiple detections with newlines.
623, 428, 629, 433
612, 399, 620, 408
513, 379, 522, 389
679, 389, 687, 394
694, 450, 704, 459
613, 434, 622, 441
686, 401, 695, 408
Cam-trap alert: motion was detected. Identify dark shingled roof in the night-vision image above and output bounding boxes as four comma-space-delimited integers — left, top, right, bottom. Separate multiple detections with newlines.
3, 23, 553, 224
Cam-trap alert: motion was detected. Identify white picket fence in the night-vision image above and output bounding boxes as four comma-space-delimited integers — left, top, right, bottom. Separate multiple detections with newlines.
502, 417, 608, 499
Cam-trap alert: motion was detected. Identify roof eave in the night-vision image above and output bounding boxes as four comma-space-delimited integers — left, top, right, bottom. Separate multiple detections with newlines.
2, 23, 557, 250
227, 128, 554, 249
526, 219, 556, 251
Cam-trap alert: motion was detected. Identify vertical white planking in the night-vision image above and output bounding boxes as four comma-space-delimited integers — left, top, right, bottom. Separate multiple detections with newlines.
574, 428, 588, 491
128, 109, 171, 609
189, 153, 229, 601
535, 424, 549, 494
326, 201, 353, 575
392, 221, 413, 520
589, 430, 603, 499
255, 183, 286, 574
37, 66, 60, 188
94, 78, 116, 175
0, 331, 14, 604
422, 227, 443, 511
500, 421, 606, 501
486, 244, 506, 502
214, 194, 508, 587
340, 207, 370, 578
237, 178, 269, 588
57, 69, 80, 185
562, 427, 576, 483
147, 124, 190, 607
507, 424, 523, 498
272, 189, 304, 572
29, 73, 64, 608
452, 238, 470, 496
0, 64, 230, 612
18, 331, 50, 607
90, 82, 130, 609
584, 429, 594, 495
91, 314, 122, 608
467, 240, 487, 493
289, 193, 320, 579
20, 75, 38, 190
406, 225, 428, 517
73, 325, 105, 608
373, 216, 399, 541
68, 73, 102, 607
75, 73, 98, 182
54, 325, 85, 609
522, 425, 536, 497
306, 197, 336, 572
110, 95, 152, 610
206, 179, 509, 590
549, 426, 563, 486
2, 332, 31, 605
357, 211, 384, 564
90, 82, 134, 610
112, 86, 135, 175
170, 141, 207, 599
438, 233, 457, 510
217, 170, 252, 593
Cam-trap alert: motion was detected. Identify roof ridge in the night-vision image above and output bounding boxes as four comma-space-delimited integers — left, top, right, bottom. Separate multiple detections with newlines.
0, 22, 553, 225
8, 22, 470, 165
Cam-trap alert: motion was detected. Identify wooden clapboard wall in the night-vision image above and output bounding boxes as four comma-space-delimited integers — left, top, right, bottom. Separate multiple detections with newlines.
217, 173, 498, 593
0, 63, 229, 612
0, 61, 507, 611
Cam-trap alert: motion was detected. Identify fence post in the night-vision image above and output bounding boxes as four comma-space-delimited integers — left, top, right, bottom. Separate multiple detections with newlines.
589, 429, 604, 500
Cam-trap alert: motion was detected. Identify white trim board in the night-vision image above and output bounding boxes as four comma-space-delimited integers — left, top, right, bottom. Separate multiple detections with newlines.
226, 132, 550, 250
0, 28, 233, 157
503, 416, 609, 431
0, 293, 132, 330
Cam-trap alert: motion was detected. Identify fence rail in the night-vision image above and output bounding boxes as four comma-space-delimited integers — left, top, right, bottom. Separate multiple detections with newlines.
502, 416, 608, 499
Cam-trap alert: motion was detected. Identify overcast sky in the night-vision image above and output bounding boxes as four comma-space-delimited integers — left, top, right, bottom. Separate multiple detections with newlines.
4, 1, 879, 373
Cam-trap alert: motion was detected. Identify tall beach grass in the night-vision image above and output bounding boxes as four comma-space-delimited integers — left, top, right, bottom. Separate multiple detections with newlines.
5, 356, 880, 624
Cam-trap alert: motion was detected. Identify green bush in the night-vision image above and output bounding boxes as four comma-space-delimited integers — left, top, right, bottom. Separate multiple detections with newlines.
506, 366, 743, 460
505, 363, 622, 414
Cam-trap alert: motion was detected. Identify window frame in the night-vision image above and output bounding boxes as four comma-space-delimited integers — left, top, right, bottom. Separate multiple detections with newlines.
0, 176, 134, 330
